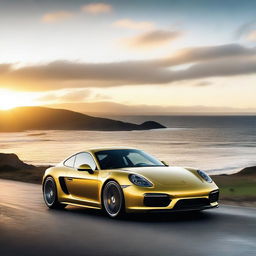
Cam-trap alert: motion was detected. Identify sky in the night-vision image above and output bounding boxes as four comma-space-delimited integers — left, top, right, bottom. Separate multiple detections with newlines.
0, 0, 256, 114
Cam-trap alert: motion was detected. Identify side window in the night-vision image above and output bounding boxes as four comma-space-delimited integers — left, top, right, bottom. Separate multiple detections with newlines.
74, 152, 97, 170
64, 155, 76, 168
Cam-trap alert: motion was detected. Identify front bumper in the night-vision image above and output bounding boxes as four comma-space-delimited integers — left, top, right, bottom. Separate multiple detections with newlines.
147, 203, 219, 213
123, 185, 219, 213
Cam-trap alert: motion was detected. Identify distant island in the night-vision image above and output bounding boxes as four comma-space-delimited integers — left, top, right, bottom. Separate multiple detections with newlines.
0, 106, 166, 132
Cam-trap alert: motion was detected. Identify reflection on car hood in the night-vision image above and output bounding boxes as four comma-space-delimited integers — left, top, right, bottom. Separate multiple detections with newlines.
123, 166, 203, 188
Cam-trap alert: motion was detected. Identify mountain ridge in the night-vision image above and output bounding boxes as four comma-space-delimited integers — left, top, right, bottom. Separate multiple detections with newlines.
0, 106, 166, 132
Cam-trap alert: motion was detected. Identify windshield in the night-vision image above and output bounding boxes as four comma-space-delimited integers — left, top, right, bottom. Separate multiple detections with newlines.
95, 149, 164, 170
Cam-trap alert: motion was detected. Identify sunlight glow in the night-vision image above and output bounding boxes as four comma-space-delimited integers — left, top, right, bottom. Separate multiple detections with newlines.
0, 90, 37, 110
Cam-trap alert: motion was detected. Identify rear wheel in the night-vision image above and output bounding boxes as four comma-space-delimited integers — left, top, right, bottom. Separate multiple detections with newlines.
43, 177, 66, 209
102, 181, 124, 218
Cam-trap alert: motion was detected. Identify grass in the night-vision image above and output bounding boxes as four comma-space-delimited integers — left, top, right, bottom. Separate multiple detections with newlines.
213, 175, 256, 202
219, 183, 256, 197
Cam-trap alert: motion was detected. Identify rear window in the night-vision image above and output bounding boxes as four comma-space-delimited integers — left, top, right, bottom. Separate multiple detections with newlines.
64, 155, 76, 168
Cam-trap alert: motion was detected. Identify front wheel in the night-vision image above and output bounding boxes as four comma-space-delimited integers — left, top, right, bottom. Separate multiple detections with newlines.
43, 177, 66, 209
102, 181, 125, 218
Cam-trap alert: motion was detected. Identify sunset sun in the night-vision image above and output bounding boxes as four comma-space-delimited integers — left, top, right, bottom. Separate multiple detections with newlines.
0, 90, 36, 110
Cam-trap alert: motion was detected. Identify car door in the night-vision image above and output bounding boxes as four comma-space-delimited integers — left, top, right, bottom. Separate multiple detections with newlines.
65, 152, 100, 207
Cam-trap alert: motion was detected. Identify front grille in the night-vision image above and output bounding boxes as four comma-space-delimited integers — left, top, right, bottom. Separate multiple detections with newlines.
144, 193, 171, 207
173, 198, 210, 210
209, 190, 219, 203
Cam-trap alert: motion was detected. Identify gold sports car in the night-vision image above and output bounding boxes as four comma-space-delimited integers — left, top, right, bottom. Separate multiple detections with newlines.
42, 147, 219, 218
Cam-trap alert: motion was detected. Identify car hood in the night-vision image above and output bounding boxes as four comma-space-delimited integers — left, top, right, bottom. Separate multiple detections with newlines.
122, 166, 206, 189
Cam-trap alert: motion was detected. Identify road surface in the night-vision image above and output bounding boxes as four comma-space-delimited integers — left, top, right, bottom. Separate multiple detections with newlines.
0, 179, 255, 256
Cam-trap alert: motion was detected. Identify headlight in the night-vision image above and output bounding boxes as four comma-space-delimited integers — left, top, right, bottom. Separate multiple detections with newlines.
129, 174, 153, 187
197, 170, 212, 183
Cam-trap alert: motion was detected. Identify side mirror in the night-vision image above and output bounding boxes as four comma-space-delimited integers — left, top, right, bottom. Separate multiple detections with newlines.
161, 161, 169, 166
77, 164, 94, 174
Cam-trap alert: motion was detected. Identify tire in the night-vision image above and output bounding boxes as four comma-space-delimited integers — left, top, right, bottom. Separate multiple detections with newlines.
102, 181, 125, 218
43, 177, 66, 209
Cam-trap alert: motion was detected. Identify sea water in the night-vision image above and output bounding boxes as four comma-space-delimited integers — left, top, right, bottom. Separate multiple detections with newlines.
0, 115, 255, 174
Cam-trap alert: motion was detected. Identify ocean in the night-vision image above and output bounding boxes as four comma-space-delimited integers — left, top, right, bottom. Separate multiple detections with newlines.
0, 115, 255, 174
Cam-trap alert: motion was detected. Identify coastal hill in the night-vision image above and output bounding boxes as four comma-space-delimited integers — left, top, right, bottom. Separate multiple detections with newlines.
233, 166, 256, 176
0, 153, 34, 171
0, 106, 166, 132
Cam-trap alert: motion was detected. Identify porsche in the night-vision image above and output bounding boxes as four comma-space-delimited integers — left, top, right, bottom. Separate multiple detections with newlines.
42, 147, 219, 218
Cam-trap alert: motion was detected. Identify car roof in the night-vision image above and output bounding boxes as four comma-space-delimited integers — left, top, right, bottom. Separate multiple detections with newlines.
86, 146, 137, 154
61, 147, 138, 165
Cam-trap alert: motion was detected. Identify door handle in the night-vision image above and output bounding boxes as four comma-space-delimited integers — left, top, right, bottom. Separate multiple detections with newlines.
67, 177, 73, 181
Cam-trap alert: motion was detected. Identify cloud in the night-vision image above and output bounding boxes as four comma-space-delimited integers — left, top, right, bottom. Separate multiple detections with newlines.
48, 101, 256, 115
158, 43, 256, 66
1, 44, 256, 91
170, 57, 256, 82
41, 11, 73, 23
41, 3, 112, 24
35, 92, 60, 102
122, 29, 181, 49
35, 89, 111, 104
112, 19, 155, 30
36, 89, 91, 103
246, 30, 256, 41
81, 3, 112, 14
235, 21, 256, 38
235, 21, 256, 41
194, 81, 212, 87
58, 89, 92, 102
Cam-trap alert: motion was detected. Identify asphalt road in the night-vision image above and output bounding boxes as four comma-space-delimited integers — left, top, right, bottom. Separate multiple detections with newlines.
0, 179, 255, 256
